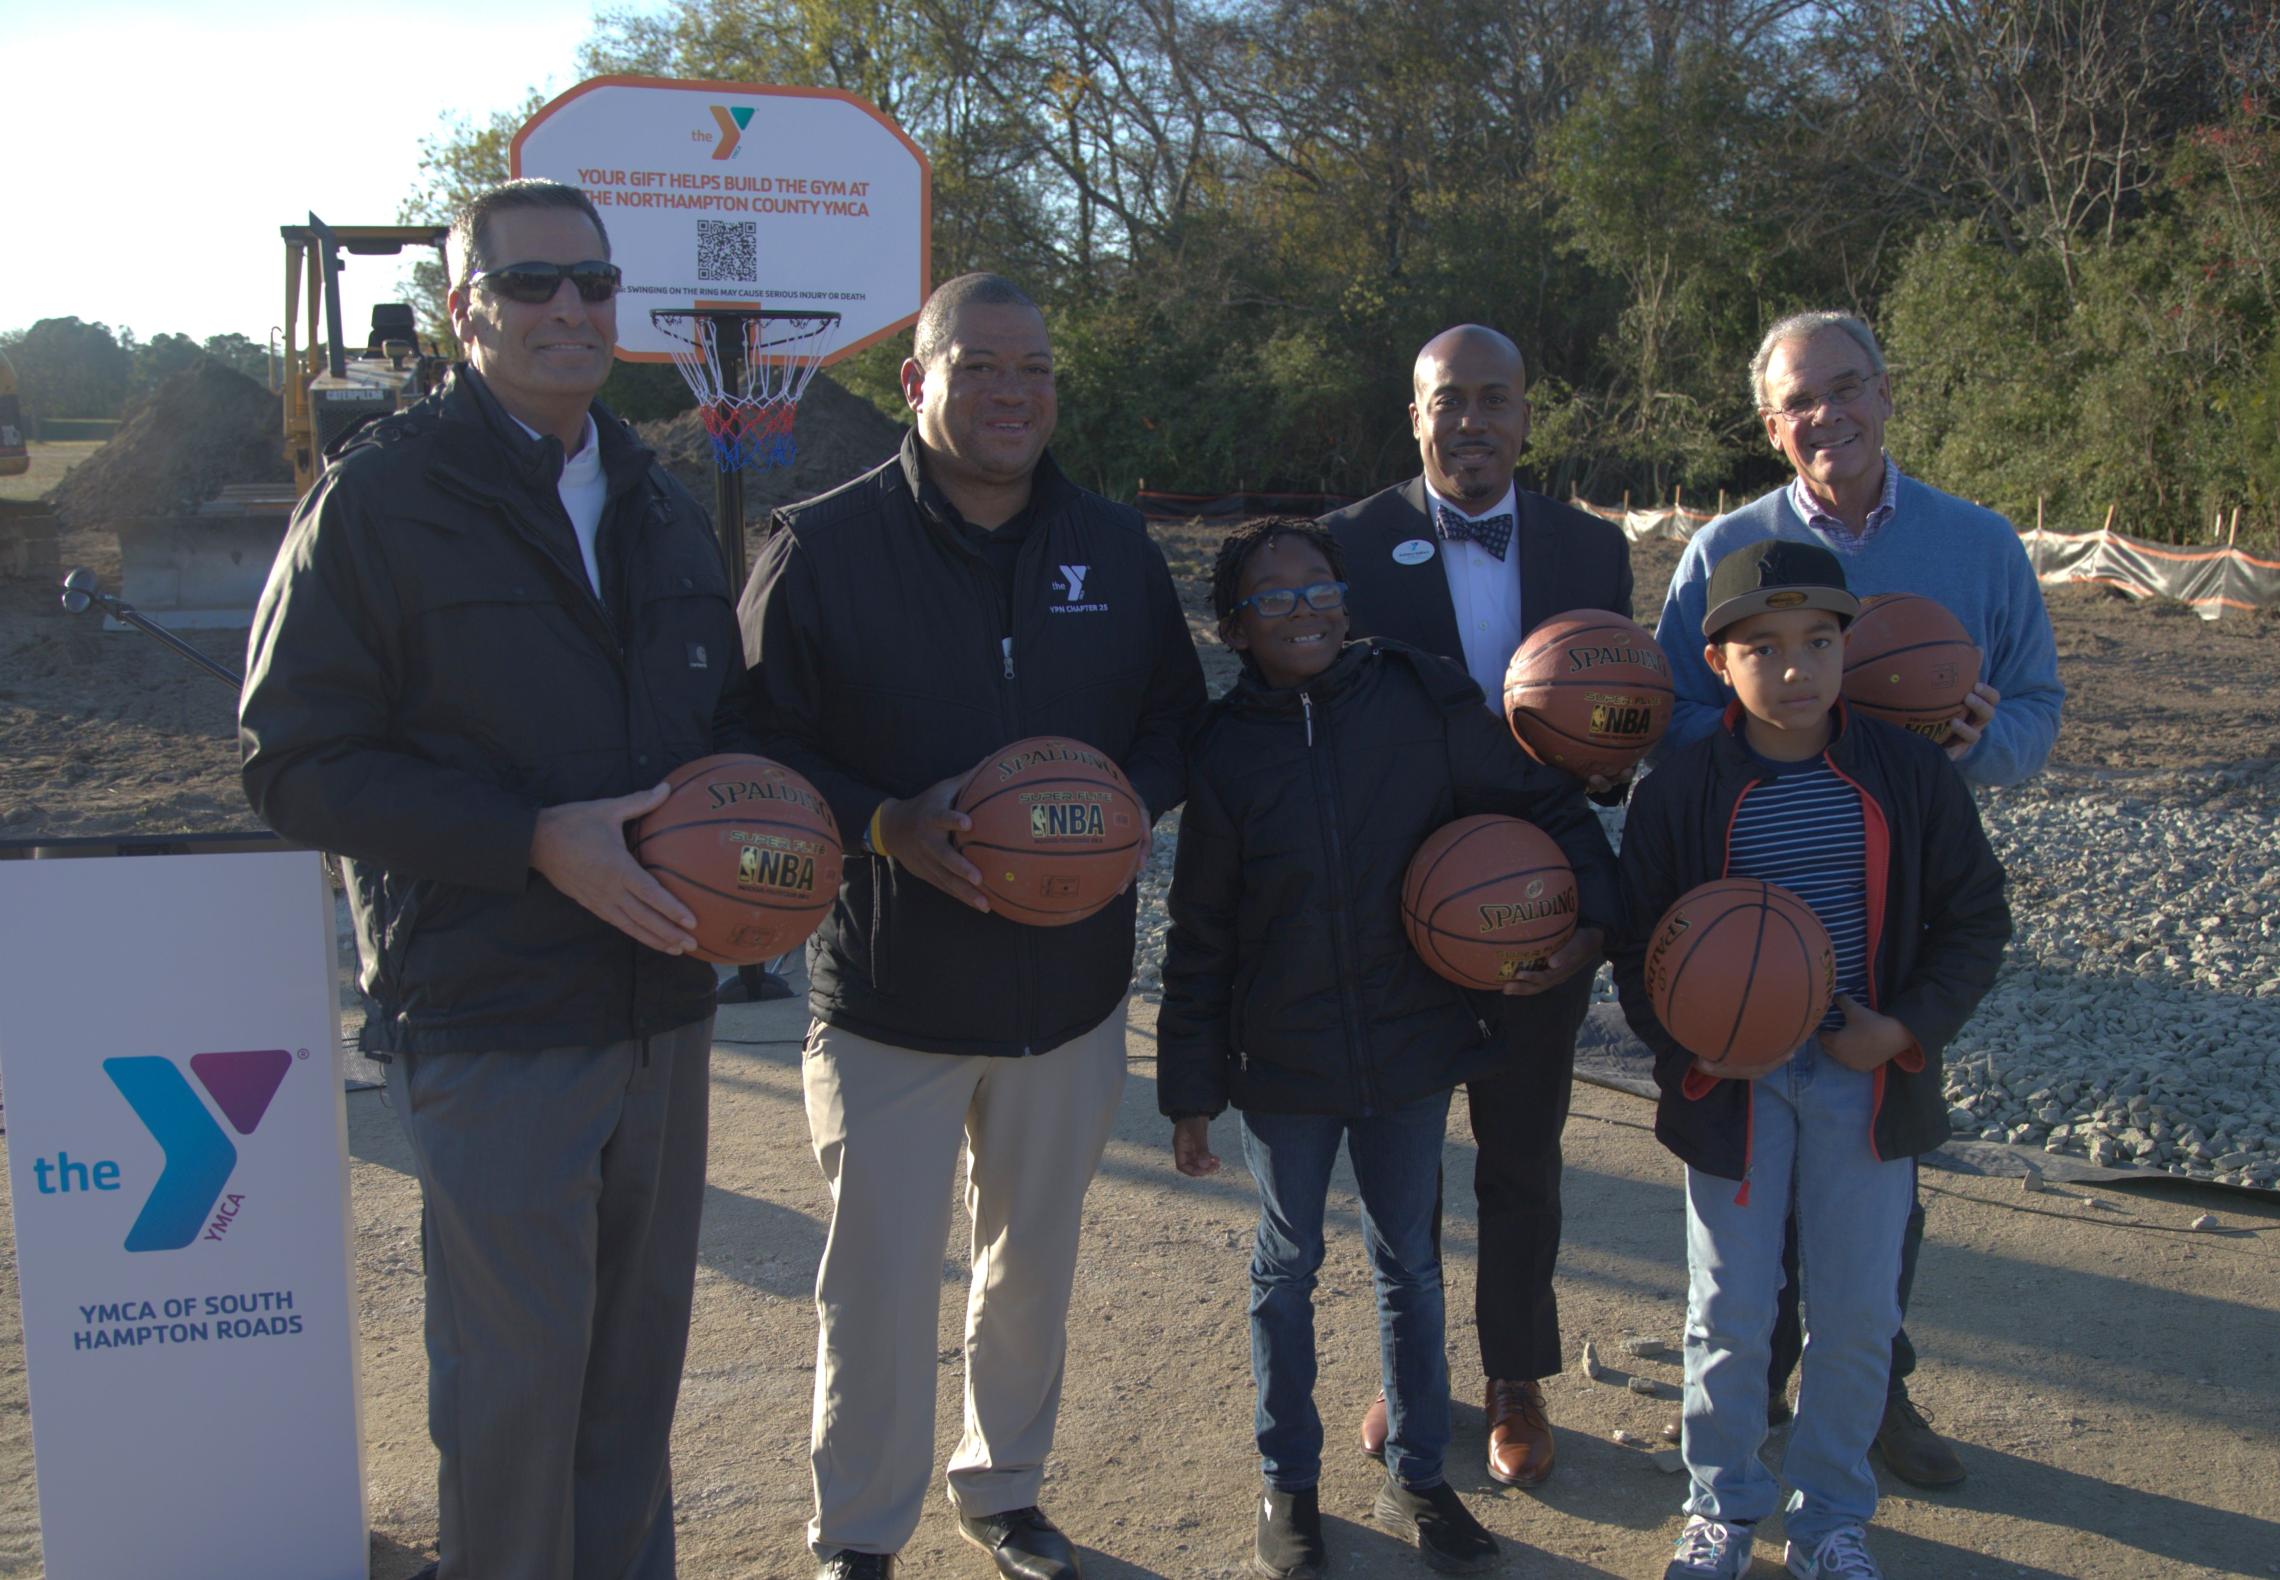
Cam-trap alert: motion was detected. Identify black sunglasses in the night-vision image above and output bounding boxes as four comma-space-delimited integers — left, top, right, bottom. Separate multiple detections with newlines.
467, 260, 622, 304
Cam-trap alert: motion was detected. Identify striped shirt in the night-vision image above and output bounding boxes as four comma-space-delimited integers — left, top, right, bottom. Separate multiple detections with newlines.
1726, 754, 1868, 1029
1788, 456, 1902, 554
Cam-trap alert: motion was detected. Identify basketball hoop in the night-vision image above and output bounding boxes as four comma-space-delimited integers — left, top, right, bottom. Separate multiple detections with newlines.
651, 308, 843, 472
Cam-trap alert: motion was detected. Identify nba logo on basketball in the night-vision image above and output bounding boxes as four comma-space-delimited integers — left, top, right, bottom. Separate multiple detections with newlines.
1030, 800, 1107, 841
1588, 695, 1656, 740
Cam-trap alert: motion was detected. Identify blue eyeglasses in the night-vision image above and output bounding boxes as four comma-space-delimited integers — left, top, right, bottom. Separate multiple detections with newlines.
1233, 580, 1348, 619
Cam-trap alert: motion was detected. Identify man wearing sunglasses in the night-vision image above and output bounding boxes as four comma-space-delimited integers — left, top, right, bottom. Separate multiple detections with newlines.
1319, 323, 1634, 1495
1648, 311, 2062, 1491
242, 178, 749, 1580
738, 272, 1206, 1580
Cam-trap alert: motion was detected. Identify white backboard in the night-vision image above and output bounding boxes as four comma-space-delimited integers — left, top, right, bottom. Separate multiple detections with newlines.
514, 76, 932, 365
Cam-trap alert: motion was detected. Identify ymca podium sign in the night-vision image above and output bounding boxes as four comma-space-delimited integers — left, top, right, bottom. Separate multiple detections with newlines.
0, 843, 366, 1579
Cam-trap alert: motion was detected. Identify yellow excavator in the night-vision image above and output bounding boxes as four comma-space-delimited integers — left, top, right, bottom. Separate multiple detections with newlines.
279, 215, 452, 495
92, 216, 452, 628
0, 347, 27, 478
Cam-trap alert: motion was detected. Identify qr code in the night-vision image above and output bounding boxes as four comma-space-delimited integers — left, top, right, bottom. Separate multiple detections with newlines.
697, 220, 758, 283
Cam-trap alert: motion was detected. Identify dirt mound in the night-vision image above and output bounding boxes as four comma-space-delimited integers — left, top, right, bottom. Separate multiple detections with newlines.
638, 372, 904, 518
44, 358, 288, 529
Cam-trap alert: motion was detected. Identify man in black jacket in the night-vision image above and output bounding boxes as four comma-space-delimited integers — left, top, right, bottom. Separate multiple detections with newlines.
1319, 325, 1633, 1488
739, 273, 1206, 1580
241, 180, 746, 1580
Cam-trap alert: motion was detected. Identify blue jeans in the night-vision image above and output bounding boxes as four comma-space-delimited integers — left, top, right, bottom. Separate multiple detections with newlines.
1237, 1091, 1453, 1491
1680, 1045, 1914, 1552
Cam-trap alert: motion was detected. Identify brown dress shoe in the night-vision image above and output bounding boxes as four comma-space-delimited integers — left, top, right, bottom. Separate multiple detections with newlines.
1484, 1377, 1554, 1486
1359, 1387, 1388, 1458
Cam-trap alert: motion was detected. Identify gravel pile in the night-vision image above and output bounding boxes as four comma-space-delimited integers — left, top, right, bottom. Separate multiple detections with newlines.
1128, 762, 2280, 1192
1936, 764, 2280, 1190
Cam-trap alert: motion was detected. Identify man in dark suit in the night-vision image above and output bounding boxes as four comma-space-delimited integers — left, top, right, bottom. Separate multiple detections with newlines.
1320, 324, 1631, 1489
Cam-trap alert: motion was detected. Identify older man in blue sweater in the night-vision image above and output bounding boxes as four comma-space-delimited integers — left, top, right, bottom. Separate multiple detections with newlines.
1651, 310, 2062, 1491
1659, 312, 2063, 780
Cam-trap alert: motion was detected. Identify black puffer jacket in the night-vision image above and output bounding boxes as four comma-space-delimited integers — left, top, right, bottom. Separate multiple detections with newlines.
1612, 703, 2011, 1181
1157, 640, 1620, 1118
241, 366, 751, 1054
739, 433, 1206, 1057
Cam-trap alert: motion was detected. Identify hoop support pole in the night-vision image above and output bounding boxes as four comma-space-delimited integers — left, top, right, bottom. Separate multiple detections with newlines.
713, 316, 748, 591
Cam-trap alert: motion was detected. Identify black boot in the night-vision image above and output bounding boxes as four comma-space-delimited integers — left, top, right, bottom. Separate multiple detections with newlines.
1371, 1475, 1498, 1574
1253, 1485, 1328, 1579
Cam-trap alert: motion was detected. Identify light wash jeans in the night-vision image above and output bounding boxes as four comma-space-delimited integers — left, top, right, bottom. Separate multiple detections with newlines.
1237, 1090, 1454, 1491
1679, 1043, 1915, 1552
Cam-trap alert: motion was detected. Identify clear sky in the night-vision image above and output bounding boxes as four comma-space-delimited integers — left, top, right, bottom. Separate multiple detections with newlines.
0, 1, 620, 347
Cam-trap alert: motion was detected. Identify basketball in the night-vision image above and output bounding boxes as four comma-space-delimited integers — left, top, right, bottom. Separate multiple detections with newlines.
1841, 592, 1981, 743
1401, 815, 1579, 989
1503, 611, 1673, 782
629, 754, 843, 966
1642, 879, 1834, 1072
953, 736, 1146, 927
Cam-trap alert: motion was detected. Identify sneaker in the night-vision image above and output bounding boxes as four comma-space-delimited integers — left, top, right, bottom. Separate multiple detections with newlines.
1370, 1476, 1497, 1574
1873, 1391, 1965, 1487
1662, 1515, 1752, 1579
1253, 1485, 1327, 1579
1785, 1524, 1883, 1578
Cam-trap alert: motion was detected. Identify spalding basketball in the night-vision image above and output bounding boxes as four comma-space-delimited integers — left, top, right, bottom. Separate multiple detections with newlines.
1504, 612, 1673, 782
1401, 815, 1579, 989
1841, 593, 1980, 743
1643, 879, 1833, 1072
629, 754, 843, 965
953, 736, 1146, 927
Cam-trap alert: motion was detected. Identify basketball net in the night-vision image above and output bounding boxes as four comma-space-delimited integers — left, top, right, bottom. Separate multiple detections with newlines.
652, 310, 843, 472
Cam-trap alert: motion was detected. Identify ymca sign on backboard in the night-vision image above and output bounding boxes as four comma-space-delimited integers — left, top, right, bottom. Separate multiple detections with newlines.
514, 76, 931, 364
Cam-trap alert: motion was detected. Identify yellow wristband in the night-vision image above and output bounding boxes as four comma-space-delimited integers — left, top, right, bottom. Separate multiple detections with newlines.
867, 803, 890, 859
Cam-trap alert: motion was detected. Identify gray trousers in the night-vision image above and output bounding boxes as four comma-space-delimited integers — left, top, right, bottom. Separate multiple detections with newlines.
385, 1018, 713, 1580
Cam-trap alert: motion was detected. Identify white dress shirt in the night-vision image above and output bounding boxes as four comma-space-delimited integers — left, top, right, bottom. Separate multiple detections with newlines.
1426, 482, 1525, 706
512, 411, 606, 595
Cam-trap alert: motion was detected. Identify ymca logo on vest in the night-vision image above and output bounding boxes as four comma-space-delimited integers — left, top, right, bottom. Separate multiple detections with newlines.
1049, 563, 1107, 614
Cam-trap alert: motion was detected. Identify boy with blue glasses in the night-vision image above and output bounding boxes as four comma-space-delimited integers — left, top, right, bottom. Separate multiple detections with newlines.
1159, 517, 1618, 1577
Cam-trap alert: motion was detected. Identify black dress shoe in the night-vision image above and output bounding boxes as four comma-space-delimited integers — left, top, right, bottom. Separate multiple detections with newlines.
957, 1505, 1083, 1579
816, 1551, 895, 1579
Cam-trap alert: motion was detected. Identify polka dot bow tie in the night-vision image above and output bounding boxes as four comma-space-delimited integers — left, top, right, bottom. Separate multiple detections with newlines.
1435, 505, 1515, 560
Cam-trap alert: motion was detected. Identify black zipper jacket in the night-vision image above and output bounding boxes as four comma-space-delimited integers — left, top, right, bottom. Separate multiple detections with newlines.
1157, 640, 1620, 1118
1611, 702, 2011, 1184
241, 365, 751, 1054
739, 431, 1207, 1057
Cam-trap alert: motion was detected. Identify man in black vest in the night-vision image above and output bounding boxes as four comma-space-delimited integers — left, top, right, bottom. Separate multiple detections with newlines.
1320, 324, 1631, 1489
740, 273, 1206, 1580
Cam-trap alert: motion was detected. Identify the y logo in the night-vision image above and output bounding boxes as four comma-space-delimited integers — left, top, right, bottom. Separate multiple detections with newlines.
1058, 565, 1089, 603
103, 1051, 291, 1252
708, 105, 753, 160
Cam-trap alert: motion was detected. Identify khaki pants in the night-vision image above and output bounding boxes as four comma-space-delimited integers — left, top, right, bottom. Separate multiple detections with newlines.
802, 1006, 1128, 1557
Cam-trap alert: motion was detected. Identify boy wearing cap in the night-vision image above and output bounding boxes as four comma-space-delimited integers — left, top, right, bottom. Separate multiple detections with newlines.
1611, 540, 2010, 1580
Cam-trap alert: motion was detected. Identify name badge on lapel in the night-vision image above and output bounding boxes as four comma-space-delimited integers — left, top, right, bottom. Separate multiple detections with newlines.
1392, 538, 1436, 566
